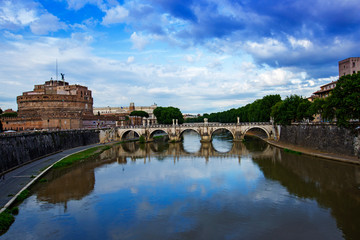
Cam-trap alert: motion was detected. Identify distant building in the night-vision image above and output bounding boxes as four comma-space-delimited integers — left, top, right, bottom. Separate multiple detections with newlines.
93, 103, 157, 125
311, 57, 360, 100
338, 57, 360, 77
3, 109, 16, 114
1, 79, 94, 131
312, 81, 337, 99
309, 57, 359, 122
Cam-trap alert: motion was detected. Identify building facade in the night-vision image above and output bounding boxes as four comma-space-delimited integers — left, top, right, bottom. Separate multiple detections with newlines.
93, 103, 157, 125
339, 57, 360, 77
312, 81, 337, 99
1, 80, 94, 131
309, 57, 360, 122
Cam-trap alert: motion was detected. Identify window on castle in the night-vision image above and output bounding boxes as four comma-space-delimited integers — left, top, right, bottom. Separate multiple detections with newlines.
353, 62, 356, 67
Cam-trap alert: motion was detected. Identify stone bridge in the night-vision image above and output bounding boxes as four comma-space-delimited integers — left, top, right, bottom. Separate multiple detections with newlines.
100, 119, 279, 143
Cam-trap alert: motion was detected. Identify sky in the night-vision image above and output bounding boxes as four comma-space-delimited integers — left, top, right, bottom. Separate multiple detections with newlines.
1, 0, 359, 114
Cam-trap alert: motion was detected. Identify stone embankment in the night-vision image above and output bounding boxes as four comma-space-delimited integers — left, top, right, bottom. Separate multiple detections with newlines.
0, 130, 99, 173
271, 123, 360, 164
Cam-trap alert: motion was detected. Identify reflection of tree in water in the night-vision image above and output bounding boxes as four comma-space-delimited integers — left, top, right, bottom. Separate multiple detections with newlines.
252, 152, 360, 240
121, 142, 139, 153
34, 155, 115, 208
149, 141, 169, 153
243, 135, 268, 152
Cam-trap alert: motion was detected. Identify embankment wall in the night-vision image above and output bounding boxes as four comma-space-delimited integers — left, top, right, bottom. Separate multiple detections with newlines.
279, 124, 360, 157
0, 130, 99, 173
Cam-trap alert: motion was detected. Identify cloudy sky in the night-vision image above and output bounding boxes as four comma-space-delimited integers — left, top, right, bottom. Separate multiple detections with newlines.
1, 0, 359, 113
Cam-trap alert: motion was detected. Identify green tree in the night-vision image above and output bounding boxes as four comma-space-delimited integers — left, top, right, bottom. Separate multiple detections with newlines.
271, 95, 311, 125
154, 107, 184, 124
130, 110, 149, 118
1, 112, 17, 117
326, 72, 360, 127
184, 94, 281, 123
296, 100, 313, 121
309, 97, 333, 122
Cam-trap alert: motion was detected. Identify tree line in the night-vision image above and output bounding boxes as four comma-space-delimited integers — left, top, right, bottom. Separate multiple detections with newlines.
185, 72, 360, 127
185, 94, 282, 123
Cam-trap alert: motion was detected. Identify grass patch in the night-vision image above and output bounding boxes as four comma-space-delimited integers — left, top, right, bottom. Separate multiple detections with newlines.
38, 178, 47, 183
0, 210, 15, 233
15, 190, 30, 202
11, 207, 19, 215
153, 135, 165, 139
52, 145, 112, 169
284, 148, 302, 155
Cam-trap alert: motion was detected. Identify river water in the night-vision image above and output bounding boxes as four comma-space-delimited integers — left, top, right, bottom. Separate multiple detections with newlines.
2, 131, 360, 239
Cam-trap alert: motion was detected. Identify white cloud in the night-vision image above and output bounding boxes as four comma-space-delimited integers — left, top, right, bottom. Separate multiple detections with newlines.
65, 0, 106, 11
3, 31, 23, 40
130, 32, 149, 50
127, 56, 135, 63
102, 5, 129, 25
288, 36, 313, 49
71, 32, 94, 43
30, 13, 67, 35
0, 1, 66, 35
0, 0, 37, 28
257, 68, 295, 86
244, 38, 287, 59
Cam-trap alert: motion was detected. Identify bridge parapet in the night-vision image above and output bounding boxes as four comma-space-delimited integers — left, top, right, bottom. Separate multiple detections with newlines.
116, 122, 272, 129
114, 122, 277, 143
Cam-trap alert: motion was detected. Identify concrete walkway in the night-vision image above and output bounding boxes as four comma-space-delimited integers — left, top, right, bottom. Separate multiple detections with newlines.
0, 143, 101, 210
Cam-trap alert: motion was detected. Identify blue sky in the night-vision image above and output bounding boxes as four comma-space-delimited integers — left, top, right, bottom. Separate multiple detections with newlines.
1, 0, 359, 114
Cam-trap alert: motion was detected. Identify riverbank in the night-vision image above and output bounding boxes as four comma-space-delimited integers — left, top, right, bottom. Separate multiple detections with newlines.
0, 142, 116, 213
265, 139, 360, 165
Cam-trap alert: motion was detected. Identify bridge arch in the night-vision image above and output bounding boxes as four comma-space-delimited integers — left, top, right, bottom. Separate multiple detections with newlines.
179, 128, 201, 138
119, 129, 141, 140
149, 129, 170, 140
180, 129, 201, 153
210, 127, 235, 140
242, 126, 270, 139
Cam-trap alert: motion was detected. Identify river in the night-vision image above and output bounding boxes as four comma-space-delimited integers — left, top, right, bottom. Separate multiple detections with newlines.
2, 131, 360, 239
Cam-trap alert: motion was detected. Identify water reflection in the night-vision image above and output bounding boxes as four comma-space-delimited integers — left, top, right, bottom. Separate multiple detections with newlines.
2, 132, 360, 240
34, 134, 276, 208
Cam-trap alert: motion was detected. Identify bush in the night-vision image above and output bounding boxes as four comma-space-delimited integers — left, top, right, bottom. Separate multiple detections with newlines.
139, 135, 146, 143
0, 210, 15, 233
16, 190, 30, 202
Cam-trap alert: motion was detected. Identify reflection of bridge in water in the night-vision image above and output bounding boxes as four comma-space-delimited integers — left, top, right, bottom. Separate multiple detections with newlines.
115, 140, 279, 163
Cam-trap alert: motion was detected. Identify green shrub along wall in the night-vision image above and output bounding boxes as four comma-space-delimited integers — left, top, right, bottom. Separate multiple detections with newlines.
0, 130, 99, 173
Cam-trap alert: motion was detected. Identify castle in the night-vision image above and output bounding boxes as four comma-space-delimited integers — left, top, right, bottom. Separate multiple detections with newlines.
1, 79, 94, 131
1, 78, 157, 131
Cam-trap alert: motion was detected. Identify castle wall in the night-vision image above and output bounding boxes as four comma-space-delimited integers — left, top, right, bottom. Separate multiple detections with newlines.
18, 94, 93, 118
0, 129, 99, 173
1, 117, 83, 131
